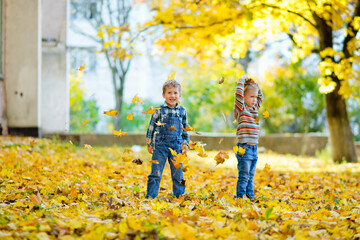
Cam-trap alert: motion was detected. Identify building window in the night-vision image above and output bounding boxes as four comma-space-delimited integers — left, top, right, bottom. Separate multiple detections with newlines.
71, 0, 98, 20
70, 48, 97, 73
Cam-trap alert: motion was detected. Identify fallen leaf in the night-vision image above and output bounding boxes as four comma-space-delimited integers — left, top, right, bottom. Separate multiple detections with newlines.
121, 156, 132, 162
123, 148, 134, 154
132, 159, 143, 165
29, 192, 42, 205
104, 110, 118, 117
84, 144, 92, 149
29, 140, 36, 146
127, 114, 134, 120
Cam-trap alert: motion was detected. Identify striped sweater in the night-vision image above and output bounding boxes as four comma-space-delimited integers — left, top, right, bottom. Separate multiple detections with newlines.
233, 75, 264, 144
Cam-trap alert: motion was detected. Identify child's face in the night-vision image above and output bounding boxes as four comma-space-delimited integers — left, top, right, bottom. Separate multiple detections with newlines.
162, 86, 181, 107
244, 89, 258, 107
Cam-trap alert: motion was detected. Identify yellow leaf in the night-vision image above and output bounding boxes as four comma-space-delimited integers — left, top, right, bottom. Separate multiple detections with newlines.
172, 153, 187, 169
132, 95, 144, 105
262, 110, 269, 118
167, 71, 176, 80
264, 163, 271, 172
29, 140, 36, 146
30, 192, 42, 205
104, 109, 118, 117
76, 64, 85, 71
155, 121, 166, 126
168, 148, 177, 156
182, 126, 195, 131
123, 148, 134, 154
142, 107, 160, 115
214, 151, 229, 166
81, 120, 90, 126
113, 130, 127, 137
84, 144, 92, 149
233, 120, 237, 123
126, 114, 134, 120
169, 125, 176, 131
121, 155, 132, 162
233, 145, 245, 156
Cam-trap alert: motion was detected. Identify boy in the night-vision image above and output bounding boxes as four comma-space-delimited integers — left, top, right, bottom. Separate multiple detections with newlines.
145, 79, 189, 199
233, 75, 263, 200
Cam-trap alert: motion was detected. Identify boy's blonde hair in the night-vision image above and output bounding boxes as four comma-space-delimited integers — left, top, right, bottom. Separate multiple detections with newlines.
163, 79, 181, 94
244, 77, 258, 93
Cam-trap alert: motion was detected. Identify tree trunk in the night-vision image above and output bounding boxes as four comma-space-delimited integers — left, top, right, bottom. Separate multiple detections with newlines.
325, 82, 357, 163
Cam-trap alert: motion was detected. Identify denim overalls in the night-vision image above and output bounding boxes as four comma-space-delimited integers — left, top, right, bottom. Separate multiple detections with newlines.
236, 143, 258, 199
146, 107, 185, 199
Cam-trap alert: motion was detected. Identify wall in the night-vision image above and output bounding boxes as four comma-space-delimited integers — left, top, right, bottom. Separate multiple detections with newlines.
42, 133, 360, 157
4, 0, 41, 136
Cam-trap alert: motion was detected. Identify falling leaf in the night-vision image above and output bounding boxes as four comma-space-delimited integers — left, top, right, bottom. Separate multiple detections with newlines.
76, 64, 85, 71
182, 126, 195, 131
113, 130, 127, 137
167, 71, 176, 80
155, 121, 166, 126
189, 140, 199, 149
132, 95, 144, 105
104, 110, 118, 117
264, 163, 271, 172
195, 132, 201, 135
255, 116, 260, 124
143, 107, 160, 115
168, 148, 178, 156
233, 120, 237, 124
172, 153, 187, 169
263, 110, 270, 118
214, 151, 229, 166
169, 126, 176, 131
182, 165, 189, 172
218, 138, 224, 144
84, 144, 92, 149
132, 159, 143, 165
82, 120, 90, 126
233, 145, 245, 156
150, 160, 159, 164
69, 140, 73, 145
218, 77, 225, 84
127, 114, 134, 120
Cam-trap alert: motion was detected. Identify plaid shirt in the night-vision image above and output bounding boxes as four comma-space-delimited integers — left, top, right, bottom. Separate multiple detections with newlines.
146, 102, 190, 147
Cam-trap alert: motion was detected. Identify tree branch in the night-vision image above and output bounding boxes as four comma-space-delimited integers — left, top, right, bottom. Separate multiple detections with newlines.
260, 3, 317, 29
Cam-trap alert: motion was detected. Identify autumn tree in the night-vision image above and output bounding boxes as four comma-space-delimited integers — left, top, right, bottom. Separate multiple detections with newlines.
145, 0, 360, 163
71, 0, 143, 129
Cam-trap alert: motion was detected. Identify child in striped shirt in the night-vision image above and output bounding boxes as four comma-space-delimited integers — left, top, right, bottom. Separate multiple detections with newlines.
233, 75, 263, 200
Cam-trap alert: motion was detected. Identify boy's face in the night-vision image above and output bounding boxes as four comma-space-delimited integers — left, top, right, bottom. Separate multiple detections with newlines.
244, 89, 258, 107
162, 86, 181, 107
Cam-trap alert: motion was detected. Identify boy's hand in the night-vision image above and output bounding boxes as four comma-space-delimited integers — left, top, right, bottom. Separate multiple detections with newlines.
147, 145, 154, 154
182, 144, 188, 155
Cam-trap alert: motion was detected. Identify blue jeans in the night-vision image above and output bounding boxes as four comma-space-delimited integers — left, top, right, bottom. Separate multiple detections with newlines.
146, 140, 185, 199
235, 143, 258, 199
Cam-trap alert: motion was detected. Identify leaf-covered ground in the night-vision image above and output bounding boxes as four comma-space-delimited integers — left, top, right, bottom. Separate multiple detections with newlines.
0, 136, 359, 240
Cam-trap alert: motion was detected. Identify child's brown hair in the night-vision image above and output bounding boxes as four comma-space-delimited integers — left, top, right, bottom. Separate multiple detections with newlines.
163, 79, 181, 94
